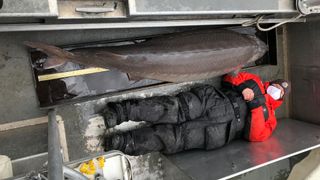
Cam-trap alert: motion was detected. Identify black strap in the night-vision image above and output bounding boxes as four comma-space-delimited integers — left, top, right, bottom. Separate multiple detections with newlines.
216, 88, 241, 122
222, 90, 242, 143
224, 91, 241, 122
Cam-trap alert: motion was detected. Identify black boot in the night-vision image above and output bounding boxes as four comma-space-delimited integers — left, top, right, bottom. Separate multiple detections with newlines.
104, 134, 123, 151
102, 107, 119, 128
104, 133, 136, 155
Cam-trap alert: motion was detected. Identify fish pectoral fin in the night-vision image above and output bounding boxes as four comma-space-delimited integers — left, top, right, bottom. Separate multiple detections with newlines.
43, 56, 67, 69
127, 73, 144, 81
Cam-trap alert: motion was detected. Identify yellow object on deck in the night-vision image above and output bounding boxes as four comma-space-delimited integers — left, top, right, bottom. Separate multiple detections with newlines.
98, 156, 105, 168
80, 160, 96, 175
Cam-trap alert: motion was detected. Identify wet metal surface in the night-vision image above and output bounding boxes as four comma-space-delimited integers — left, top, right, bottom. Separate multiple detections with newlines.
127, 153, 164, 180
55, 64, 287, 179
167, 119, 320, 180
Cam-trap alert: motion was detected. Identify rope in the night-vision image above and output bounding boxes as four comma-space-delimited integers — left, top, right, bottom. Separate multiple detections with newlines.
242, 14, 304, 31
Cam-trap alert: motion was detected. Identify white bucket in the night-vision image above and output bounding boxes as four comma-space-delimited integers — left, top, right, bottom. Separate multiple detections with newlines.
0, 155, 13, 179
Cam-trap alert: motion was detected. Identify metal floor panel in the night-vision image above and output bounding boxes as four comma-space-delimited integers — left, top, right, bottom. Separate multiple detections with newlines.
167, 119, 320, 180
0, 123, 48, 160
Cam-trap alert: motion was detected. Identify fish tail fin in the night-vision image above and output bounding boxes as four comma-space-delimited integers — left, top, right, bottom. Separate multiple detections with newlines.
24, 41, 75, 69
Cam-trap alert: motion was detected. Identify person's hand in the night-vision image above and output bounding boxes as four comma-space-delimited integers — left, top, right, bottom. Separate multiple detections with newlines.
242, 88, 254, 101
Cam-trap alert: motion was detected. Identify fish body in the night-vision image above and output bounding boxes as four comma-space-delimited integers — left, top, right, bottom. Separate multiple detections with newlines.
25, 29, 267, 82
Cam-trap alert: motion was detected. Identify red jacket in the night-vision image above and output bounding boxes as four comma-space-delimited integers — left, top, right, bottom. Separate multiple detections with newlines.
223, 72, 283, 141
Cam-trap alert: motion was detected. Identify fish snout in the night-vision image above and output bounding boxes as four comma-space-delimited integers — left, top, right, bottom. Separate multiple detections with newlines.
247, 35, 269, 63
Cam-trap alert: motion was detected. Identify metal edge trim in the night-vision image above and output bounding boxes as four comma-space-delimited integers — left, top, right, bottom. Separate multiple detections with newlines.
0, 18, 306, 32
11, 152, 48, 163
0, 13, 57, 17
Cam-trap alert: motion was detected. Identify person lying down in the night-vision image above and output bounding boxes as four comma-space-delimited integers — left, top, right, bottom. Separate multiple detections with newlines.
101, 72, 290, 156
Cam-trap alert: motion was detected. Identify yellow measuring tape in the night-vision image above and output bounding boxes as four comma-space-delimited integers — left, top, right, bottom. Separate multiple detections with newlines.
38, 67, 109, 81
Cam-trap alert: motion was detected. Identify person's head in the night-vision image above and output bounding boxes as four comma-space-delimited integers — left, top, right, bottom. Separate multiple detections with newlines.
267, 79, 290, 100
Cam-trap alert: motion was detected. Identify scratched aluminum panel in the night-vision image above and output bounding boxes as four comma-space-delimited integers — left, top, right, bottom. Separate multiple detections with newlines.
0, 0, 58, 17
128, 0, 296, 15
167, 119, 320, 180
